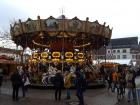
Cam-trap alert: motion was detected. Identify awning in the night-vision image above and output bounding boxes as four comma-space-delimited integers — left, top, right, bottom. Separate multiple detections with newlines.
93, 59, 132, 65
0, 59, 18, 64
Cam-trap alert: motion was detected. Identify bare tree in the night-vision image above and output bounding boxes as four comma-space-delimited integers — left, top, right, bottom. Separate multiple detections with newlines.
0, 31, 16, 49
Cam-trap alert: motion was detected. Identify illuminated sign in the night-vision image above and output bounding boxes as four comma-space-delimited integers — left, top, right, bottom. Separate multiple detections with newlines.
32, 53, 39, 59
41, 52, 48, 58
66, 59, 73, 62
52, 59, 60, 62
65, 52, 73, 58
52, 52, 60, 58
77, 52, 84, 59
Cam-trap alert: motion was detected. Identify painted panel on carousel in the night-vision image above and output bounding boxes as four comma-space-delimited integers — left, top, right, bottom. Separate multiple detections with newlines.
65, 52, 73, 59
45, 17, 59, 31
83, 21, 89, 33
68, 18, 82, 32
41, 52, 48, 58
13, 24, 21, 36
40, 19, 46, 31
21, 22, 27, 33
26, 18, 36, 32
104, 26, 110, 38
89, 21, 101, 35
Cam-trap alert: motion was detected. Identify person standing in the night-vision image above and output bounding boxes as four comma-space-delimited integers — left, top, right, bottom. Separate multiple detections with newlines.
64, 71, 72, 99
126, 70, 135, 102
18, 66, 26, 98
0, 68, 4, 93
75, 71, 86, 105
10, 66, 22, 101
53, 70, 64, 101
112, 70, 118, 92
20, 65, 30, 98
107, 71, 113, 91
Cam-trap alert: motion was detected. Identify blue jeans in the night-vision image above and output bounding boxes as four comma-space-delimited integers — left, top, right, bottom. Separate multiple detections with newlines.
76, 88, 84, 105
66, 88, 70, 98
127, 88, 136, 101
112, 81, 118, 92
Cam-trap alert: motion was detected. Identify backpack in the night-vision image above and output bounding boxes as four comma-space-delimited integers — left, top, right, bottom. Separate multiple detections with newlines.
126, 73, 133, 88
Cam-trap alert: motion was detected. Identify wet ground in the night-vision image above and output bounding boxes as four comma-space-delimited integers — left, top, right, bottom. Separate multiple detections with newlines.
0, 77, 140, 105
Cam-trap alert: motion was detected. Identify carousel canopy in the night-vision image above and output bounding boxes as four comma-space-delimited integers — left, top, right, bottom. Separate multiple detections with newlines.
10, 15, 112, 51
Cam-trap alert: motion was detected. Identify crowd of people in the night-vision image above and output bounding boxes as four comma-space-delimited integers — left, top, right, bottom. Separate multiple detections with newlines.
10, 64, 87, 105
0, 63, 139, 104
101, 65, 137, 102
10, 65, 30, 101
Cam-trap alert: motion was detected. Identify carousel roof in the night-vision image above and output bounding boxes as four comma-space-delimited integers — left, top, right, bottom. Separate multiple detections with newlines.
10, 15, 112, 51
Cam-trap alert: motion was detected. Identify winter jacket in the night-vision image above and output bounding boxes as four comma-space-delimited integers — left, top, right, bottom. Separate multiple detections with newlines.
10, 71, 22, 86
53, 73, 64, 88
64, 73, 72, 88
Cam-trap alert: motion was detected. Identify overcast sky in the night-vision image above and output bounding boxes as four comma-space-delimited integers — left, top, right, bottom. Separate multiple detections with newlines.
0, 0, 140, 40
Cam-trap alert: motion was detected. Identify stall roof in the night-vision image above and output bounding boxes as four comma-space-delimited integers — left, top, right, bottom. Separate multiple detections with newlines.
0, 59, 18, 64
0, 47, 22, 54
93, 59, 133, 65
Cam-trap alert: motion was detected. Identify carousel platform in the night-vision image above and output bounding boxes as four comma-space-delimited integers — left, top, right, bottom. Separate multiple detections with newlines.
29, 82, 105, 90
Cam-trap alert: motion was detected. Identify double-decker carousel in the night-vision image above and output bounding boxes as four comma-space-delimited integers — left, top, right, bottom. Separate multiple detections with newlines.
10, 15, 112, 86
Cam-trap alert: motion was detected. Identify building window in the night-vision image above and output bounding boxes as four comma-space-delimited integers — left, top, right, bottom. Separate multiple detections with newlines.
132, 55, 136, 59
113, 50, 116, 53
108, 50, 110, 53
123, 49, 127, 53
117, 50, 120, 53
122, 55, 127, 59
117, 55, 120, 59
113, 55, 116, 59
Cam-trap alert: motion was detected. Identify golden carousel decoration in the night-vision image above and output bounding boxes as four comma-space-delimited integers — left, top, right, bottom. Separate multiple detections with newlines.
10, 15, 112, 64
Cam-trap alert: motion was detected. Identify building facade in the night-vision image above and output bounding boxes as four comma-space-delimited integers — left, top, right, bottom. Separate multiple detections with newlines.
94, 37, 140, 66
107, 37, 139, 60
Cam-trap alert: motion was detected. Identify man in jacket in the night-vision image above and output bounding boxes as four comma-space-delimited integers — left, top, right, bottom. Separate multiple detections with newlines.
75, 71, 86, 105
53, 70, 64, 101
10, 67, 22, 101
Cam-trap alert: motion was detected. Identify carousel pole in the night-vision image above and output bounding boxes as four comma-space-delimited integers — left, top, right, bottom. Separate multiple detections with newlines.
62, 37, 64, 74
82, 34, 84, 56
38, 15, 43, 73
19, 19, 24, 65
21, 48, 24, 64
73, 39, 76, 66
61, 13, 65, 74
104, 38, 107, 70
16, 45, 19, 65
25, 34, 28, 65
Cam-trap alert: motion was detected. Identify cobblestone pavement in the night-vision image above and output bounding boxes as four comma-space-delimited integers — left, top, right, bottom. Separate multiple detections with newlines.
0, 77, 140, 105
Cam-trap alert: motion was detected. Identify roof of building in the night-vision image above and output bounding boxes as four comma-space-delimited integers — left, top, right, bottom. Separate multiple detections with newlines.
107, 37, 138, 49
